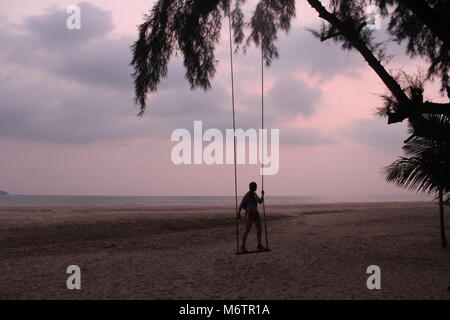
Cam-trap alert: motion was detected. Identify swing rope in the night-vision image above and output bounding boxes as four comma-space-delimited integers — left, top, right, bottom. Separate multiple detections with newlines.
227, 2, 239, 254
261, 48, 269, 250
228, 1, 269, 253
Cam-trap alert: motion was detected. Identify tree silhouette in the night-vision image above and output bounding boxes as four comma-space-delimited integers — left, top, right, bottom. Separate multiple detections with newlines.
384, 114, 450, 248
131, 0, 226, 113
324, 0, 449, 92
306, 0, 449, 141
131, 0, 295, 114
382, 0, 449, 92
131, 0, 449, 141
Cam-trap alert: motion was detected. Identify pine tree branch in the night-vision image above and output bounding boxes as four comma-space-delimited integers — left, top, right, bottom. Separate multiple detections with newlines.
400, 0, 450, 48
307, 0, 410, 105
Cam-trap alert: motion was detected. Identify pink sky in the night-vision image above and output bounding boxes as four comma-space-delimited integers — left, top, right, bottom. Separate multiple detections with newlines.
0, 1, 444, 196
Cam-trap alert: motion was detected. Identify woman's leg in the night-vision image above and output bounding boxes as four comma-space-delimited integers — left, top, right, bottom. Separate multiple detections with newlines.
255, 218, 262, 247
241, 218, 253, 249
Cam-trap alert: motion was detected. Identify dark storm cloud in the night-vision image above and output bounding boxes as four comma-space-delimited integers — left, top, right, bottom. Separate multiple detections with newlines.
0, 79, 147, 144
54, 35, 134, 89
25, 2, 114, 48
266, 76, 322, 119
0, 55, 240, 144
275, 27, 365, 78
341, 117, 408, 152
0, 2, 331, 146
0, 2, 130, 90
280, 127, 335, 146
229, 26, 365, 82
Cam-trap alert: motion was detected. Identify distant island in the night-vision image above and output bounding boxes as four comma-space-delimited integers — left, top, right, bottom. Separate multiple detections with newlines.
0, 191, 9, 196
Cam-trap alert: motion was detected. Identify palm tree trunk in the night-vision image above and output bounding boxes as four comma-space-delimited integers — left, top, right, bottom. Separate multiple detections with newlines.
438, 190, 448, 248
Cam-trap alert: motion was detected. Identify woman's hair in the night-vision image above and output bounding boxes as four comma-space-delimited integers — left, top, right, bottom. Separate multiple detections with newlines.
249, 182, 257, 190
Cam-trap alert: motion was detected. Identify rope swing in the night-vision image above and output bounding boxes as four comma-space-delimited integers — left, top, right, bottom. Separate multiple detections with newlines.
260, 48, 269, 252
227, 2, 270, 255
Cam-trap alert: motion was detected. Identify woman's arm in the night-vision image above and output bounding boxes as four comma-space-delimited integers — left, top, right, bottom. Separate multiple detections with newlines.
257, 190, 265, 204
238, 192, 250, 217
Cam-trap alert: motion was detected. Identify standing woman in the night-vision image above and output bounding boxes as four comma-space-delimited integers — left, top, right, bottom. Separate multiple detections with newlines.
237, 182, 266, 253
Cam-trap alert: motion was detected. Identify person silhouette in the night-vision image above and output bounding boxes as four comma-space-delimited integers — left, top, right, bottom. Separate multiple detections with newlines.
237, 182, 267, 253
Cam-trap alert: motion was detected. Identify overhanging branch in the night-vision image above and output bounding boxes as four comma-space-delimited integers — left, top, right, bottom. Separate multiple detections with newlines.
307, 0, 410, 105
307, 0, 450, 141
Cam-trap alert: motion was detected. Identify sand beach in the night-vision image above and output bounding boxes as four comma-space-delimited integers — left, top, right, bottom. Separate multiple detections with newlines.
1, 201, 449, 299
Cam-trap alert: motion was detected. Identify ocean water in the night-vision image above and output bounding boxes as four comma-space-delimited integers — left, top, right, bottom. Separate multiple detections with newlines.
0, 194, 433, 207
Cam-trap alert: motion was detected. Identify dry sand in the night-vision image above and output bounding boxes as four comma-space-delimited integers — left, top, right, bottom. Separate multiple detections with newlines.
1, 202, 449, 299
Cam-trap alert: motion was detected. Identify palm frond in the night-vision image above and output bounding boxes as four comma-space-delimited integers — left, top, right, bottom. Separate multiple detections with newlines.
384, 113, 450, 195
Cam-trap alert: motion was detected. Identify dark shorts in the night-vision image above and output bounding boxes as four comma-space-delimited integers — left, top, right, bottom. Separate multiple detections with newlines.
245, 210, 260, 223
